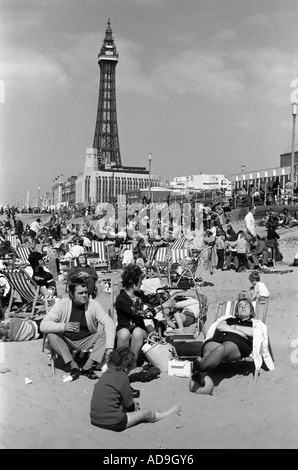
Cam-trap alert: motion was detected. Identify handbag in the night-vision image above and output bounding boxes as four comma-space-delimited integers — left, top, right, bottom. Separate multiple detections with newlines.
142, 332, 177, 373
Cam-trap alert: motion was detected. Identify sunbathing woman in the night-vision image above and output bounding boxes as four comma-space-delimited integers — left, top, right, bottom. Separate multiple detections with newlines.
190, 297, 274, 394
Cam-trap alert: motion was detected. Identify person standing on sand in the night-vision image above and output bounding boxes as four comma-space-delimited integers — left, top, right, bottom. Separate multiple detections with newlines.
244, 206, 256, 239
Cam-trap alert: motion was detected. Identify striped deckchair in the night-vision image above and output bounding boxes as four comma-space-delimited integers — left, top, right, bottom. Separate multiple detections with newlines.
91, 241, 108, 262
0, 267, 50, 318
171, 248, 189, 264
155, 247, 169, 263
145, 245, 159, 261
16, 246, 32, 263
121, 243, 133, 251
5, 235, 20, 250
164, 236, 187, 263
171, 235, 187, 250
213, 298, 271, 380
89, 240, 109, 269
214, 299, 269, 323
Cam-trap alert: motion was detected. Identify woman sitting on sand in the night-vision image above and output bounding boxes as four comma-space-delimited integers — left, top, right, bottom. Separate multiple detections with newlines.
189, 297, 274, 394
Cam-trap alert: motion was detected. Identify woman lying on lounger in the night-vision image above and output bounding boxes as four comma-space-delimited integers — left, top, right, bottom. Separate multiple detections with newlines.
189, 297, 274, 394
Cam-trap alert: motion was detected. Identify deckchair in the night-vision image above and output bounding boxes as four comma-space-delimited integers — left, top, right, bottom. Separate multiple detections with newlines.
213, 297, 271, 379
0, 267, 51, 319
43, 337, 94, 375
163, 236, 187, 262
214, 298, 269, 323
156, 286, 208, 342
90, 240, 109, 269
145, 245, 159, 262
5, 235, 20, 250
169, 250, 200, 288
170, 248, 189, 264
16, 246, 32, 264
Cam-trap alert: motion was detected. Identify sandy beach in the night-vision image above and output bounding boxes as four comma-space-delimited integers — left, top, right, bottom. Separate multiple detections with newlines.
1, 219, 298, 450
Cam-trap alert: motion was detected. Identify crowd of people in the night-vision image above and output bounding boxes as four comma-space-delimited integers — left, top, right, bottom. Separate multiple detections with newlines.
0, 198, 292, 432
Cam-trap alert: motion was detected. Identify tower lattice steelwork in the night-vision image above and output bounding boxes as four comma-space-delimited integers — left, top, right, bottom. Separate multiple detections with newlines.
93, 19, 122, 168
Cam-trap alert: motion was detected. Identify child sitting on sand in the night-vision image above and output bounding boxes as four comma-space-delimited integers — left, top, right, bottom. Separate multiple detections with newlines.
90, 347, 181, 432
248, 271, 269, 301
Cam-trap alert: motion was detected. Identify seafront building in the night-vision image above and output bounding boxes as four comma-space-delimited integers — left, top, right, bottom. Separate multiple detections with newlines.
49, 21, 297, 210
52, 20, 159, 208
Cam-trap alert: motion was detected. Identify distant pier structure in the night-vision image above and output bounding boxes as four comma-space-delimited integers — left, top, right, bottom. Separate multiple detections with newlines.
93, 19, 122, 169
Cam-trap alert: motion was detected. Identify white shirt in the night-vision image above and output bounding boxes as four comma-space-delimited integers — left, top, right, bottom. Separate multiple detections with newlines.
122, 249, 134, 266
254, 281, 269, 299
64, 245, 85, 259
244, 211, 256, 236
175, 298, 201, 319
30, 221, 42, 233
82, 236, 91, 248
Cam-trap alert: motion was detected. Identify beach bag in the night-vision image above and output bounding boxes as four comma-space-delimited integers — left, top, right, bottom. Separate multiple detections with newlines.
142, 332, 177, 373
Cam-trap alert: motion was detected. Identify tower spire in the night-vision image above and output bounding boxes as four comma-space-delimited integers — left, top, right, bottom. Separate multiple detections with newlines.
93, 20, 122, 168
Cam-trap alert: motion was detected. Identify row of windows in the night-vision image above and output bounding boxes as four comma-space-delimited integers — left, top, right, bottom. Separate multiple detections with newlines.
93, 177, 148, 203
234, 174, 291, 190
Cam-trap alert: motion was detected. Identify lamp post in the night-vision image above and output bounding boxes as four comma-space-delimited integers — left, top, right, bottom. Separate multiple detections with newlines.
291, 102, 297, 198
37, 185, 41, 210
241, 165, 245, 181
148, 152, 152, 203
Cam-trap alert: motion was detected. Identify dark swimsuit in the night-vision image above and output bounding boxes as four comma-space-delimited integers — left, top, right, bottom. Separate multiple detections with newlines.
202, 317, 253, 358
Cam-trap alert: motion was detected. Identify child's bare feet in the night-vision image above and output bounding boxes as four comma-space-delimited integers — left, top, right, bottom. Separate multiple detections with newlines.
153, 406, 181, 422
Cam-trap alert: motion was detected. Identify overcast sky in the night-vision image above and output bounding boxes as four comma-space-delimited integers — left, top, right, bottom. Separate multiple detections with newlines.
1, 0, 298, 206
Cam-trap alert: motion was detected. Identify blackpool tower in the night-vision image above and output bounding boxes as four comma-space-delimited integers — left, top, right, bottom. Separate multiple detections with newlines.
93, 19, 122, 168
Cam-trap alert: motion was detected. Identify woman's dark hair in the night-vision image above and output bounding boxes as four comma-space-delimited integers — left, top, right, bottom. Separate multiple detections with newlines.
107, 347, 136, 372
121, 264, 144, 289
234, 298, 255, 318
68, 277, 88, 296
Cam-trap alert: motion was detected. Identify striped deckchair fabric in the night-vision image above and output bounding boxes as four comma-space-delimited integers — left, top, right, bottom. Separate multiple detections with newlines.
0, 267, 50, 318
145, 245, 159, 261
5, 235, 20, 250
121, 243, 133, 251
155, 247, 169, 263
171, 248, 189, 264
215, 300, 237, 320
214, 299, 268, 322
171, 235, 187, 250
91, 241, 107, 262
16, 246, 32, 263
164, 236, 187, 263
